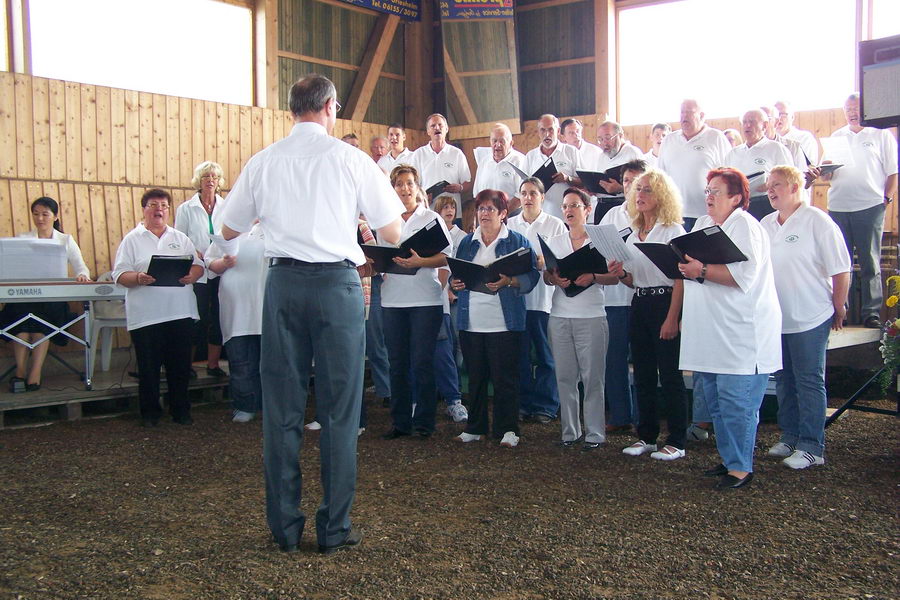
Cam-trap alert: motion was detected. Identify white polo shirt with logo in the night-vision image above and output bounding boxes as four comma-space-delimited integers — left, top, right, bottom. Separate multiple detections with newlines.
524, 143, 582, 222
725, 137, 793, 193
472, 147, 527, 200
826, 125, 899, 212
657, 126, 731, 219
410, 142, 471, 214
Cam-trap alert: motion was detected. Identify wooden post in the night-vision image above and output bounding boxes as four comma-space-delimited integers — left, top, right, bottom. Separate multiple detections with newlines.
254, 0, 279, 109
594, 0, 616, 119
7, 0, 32, 75
404, 0, 433, 129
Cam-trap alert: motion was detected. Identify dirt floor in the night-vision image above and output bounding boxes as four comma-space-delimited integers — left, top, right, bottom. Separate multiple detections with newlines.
0, 391, 897, 600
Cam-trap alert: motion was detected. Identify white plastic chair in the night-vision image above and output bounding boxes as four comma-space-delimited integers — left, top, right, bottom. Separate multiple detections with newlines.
89, 272, 127, 373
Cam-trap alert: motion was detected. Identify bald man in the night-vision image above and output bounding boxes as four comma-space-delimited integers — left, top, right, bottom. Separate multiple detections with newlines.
523, 114, 582, 221
472, 122, 527, 201
657, 99, 731, 230
760, 105, 806, 169
590, 120, 644, 195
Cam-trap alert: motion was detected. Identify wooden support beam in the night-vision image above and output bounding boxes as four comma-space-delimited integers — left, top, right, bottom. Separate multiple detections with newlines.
519, 56, 595, 72
404, 0, 433, 128
457, 68, 512, 78
7, 0, 32, 74
594, 0, 616, 119
505, 19, 521, 121
277, 50, 404, 80
254, 0, 278, 109
343, 14, 401, 122
516, 0, 584, 12
442, 47, 478, 126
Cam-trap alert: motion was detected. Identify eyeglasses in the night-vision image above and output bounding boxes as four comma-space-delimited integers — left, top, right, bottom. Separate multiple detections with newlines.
704, 188, 724, 197
598, 134, 620, 141
335, 99, 342, 113
561, 203, 585, 210
476, 206, 498, 213
146, 202, 170, 210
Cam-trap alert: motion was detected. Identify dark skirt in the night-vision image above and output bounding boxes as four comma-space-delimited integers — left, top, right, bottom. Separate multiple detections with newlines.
0, 302, 72, 345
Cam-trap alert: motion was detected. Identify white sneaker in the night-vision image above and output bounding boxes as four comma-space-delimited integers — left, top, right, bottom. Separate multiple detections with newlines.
783, 449, 825, 469
232, 410, 255, 423
686, 424, 710, 441
650, 445, 686, 461
767, 442, 795, 458
455, 432, 482, 443
304, 420, 322, 431
622, 441, 657, 456
500, 431, 519, 448
358, 427, 365, 437
447, 402, 469, 423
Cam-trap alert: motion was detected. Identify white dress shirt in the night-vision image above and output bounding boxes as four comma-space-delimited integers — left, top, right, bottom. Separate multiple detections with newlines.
524, 143, 582, 221
377, 148, 414, 174
783, 127, 819, 165
760, 204, 851, 334
204, 223, 267, 344
725, 137, 793, 194
472, 147, 527, 200
657, 126, 731, 218
572, 141, 603, 170
507, 211, 567, 313
380, 204, 451, 308
679, 209, 782, 375
826, 125, 899, 212
625, 222, 686, 289
174, 192, 224, 283
410, 142, 471, 214
220, 122, 404, 266
112, 224, 202, 331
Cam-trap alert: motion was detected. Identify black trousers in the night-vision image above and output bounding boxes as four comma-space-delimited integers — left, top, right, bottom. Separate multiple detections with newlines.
131, 318, 194, 420
630, 294, 687, 449
192, 279, 222, 361
460, 330, 522, 438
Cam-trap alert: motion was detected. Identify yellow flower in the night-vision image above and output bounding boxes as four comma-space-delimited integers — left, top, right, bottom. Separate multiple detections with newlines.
888, 275, 900, 295
888, 295, 899, 307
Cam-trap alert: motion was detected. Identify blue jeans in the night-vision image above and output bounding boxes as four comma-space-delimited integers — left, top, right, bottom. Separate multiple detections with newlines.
605, 305, 635, 426
691, 378, 711, 423
694, 371, 769, 473
383, 305, 443, 434
776, 317, 831, 456
830, 204, 884, 320
261, 262, 364, 550
365, 276, 391, 399
434, 313, 462, 406
519, 310, 559, 418
224, 334, 262, 413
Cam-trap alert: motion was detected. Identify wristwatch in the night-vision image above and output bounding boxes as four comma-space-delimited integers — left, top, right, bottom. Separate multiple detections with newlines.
618, 270, 628, 280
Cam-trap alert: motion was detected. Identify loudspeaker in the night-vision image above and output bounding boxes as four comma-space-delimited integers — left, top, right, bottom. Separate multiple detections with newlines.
859, 33, 900, 128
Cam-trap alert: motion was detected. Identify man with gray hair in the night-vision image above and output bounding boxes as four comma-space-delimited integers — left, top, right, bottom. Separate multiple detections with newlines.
561, 118, 602, 167
657, 99, 731, 230
774, 100, 819, 165
472, 122, 526, 201
220, 74, 403, 555
369, 135, 388, 164
410, 113, 471, 213
725, 109, 793, 218
820, 93, 898, 327
524, 114, 581, 221
590, 120, 644, 195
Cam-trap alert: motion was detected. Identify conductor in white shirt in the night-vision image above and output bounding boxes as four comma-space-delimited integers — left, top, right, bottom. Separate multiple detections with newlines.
220, 75, 403, 555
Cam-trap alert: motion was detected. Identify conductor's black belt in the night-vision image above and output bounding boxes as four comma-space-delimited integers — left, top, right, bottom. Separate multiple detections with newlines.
269, 257, 355, 268
634, 286, 672, 297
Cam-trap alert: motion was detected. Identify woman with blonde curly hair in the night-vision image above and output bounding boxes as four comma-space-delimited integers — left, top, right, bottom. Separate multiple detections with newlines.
618, 169, 690, 462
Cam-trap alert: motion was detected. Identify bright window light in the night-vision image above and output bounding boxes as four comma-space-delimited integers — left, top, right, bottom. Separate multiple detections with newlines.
618, 0, 856, 125
872, 0, 900, 40
30, 0, 252, 105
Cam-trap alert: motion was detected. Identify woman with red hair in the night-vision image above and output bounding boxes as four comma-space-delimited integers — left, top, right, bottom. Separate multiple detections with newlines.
678, 168, 782, 489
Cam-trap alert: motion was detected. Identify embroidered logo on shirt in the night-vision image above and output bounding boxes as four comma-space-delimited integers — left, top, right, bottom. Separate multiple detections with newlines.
862, 141, 875, 148
693, 145, 705, 151
444, 162, 454, 168
785, 235, 799, 243
168, 243, 181, 250
754, 158, 767, 165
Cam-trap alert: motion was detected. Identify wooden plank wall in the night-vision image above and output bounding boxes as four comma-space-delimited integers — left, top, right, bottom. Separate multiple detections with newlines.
0, 72, 426, 351
454, 111, 899, 233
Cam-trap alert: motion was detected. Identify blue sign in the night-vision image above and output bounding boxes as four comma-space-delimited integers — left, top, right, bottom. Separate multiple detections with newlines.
440, 0, 514, 19
338, 0, 421, 21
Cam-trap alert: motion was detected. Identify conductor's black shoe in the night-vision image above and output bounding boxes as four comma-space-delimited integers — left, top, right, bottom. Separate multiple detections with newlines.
864, 316, 882, 329
318, 527, 362, 555
380, 428, 410, 440
716, 472, 754, 489
703, 463, 728, 477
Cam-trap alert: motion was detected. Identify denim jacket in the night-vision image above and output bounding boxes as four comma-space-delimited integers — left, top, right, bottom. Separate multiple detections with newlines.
454, 228, 539, 332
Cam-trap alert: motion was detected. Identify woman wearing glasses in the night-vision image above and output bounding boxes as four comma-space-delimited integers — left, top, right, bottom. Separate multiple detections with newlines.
174, 161, 227, 378
113, 189, 203, 427
678, 168, 782, 489
450, 189, 540, 448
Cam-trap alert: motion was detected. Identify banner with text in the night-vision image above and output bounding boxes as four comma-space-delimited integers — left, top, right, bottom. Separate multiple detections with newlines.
339, 0, 420, 21
440, 0, 514, 20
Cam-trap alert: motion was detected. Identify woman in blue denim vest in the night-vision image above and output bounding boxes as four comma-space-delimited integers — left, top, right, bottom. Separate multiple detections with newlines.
450, 189, 540, 448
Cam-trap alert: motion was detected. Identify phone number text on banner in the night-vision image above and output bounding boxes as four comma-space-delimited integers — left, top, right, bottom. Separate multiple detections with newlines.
339, 0, 420, 21
440, 0, 514, 20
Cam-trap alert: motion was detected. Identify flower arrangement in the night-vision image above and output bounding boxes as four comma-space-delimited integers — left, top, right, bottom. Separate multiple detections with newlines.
878, 275, 900, 390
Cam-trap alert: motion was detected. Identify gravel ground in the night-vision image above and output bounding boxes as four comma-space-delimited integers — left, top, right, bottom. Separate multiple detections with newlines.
0, 395, 897, 600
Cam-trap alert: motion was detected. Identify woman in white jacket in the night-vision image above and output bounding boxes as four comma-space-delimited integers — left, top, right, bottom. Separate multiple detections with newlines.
174, 161, 226, 377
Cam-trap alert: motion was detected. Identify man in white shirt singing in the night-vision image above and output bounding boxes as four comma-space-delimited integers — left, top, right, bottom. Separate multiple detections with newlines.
377, 123, 413, 174
472, 122, 527, 204
524, 114, 581, 221
410, 113, 471, 213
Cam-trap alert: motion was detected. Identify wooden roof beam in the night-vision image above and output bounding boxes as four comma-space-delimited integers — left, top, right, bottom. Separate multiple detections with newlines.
442, 47, 478, 126
343, 14, 401, 122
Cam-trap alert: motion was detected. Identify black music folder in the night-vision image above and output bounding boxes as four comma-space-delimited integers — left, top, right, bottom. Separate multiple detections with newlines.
447, 247, 533, 295
803, 152, 843, 175
634, 225, 748, 280
577, 165, 626, 194
538, 236, 608, 297
361, 218, 450, 275
147, 254, 193, 287
425, 180, 450, 198
593, 196, 626, 224
511, 158, 558, 192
